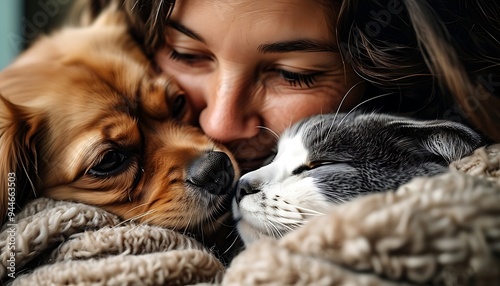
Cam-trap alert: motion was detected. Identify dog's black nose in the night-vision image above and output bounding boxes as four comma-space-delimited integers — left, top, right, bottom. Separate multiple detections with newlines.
235, 179, 260, 203
187, 151, 234, 195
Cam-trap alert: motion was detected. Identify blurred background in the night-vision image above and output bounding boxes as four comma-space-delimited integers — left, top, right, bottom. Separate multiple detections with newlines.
0, 1, 72, 69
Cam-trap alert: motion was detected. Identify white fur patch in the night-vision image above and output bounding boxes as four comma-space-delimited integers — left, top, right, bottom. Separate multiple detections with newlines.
235, 131, 333, 245
239, 131, 309, 184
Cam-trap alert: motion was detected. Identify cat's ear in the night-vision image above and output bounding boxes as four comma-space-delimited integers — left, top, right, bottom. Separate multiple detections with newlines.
389, 119, 483, 163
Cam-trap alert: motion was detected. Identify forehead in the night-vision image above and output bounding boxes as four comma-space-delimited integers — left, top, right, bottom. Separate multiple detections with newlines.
170, 0, 334, 52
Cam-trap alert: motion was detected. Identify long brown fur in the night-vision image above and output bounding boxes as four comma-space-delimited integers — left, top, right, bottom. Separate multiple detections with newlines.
0, 6, 239, 236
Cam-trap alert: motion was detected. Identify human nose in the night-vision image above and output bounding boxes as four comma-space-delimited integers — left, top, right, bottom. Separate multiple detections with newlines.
199, 71, 261, 143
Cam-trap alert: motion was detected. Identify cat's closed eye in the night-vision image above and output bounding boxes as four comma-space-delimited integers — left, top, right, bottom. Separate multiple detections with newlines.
292, 160, 345, 175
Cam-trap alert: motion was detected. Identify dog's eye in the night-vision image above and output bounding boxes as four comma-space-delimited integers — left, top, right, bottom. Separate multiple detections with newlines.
172, 94, 186, 119
89, 151, 129, 176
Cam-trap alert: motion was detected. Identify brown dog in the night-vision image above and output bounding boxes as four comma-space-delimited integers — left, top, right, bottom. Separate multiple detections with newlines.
0, 6, 239, 238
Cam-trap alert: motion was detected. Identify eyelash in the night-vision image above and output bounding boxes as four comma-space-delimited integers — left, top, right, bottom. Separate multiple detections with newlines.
169, 49, 320, 88
274, 69, 319, 88
169, 49, 212, 64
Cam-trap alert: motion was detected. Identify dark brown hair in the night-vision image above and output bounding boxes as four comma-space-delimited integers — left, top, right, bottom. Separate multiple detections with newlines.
72, 0, 500, 142
337, 0, 500, 142
69, 0, 175, 55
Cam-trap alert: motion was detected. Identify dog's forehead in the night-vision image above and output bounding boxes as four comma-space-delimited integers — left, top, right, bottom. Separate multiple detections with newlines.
0, 22, 180, 121
0, 61, 142, 138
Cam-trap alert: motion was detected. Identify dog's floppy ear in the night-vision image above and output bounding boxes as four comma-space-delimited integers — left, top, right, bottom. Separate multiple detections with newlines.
390, 119, 484, 164
0, 95, 41, 225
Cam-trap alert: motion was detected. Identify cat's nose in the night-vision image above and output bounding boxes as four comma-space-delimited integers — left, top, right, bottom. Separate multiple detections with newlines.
235, 179, 261, 203
187, 151, 234, 195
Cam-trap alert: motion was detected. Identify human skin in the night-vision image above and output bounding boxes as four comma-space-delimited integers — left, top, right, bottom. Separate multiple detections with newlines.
154, 0, 364, 171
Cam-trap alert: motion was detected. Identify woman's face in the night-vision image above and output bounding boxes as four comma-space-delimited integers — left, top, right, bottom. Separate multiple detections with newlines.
155, 0, 364, 171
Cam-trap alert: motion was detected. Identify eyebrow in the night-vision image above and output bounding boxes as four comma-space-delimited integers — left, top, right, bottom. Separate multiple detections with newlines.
168, 21, 206, 43
168, 21, 336, 53
258, 39, 337, 53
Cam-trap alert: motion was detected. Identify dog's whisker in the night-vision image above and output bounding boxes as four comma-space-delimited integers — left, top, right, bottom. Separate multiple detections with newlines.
117, 209, 157, 227
123, 211, 156, 225
143, 215, 160, 226
170, 214, 184, 233
19, 160, 37, 198
121, 202, 152, 217
206, 214, 217, 234
180, 211, 193, 236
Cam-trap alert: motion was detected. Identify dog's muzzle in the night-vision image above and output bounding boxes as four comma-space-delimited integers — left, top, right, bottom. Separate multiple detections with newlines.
187, 151, 235, 195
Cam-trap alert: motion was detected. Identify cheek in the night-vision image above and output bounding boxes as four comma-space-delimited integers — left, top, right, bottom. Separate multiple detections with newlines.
262, 92, 356, 135
176, 75, 212, 116
154, 49, 208, 116
260, 68, 364, 135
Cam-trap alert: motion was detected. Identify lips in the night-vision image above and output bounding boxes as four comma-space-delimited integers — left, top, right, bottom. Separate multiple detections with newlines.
236, 154, 275, 173
224, 133, 278, 172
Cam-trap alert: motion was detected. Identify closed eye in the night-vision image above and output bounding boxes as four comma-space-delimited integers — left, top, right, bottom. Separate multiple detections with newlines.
268, 68, 320, 88
292, 164, 311, 175
169, 49, 213, 65
88, 150, 137, 177
291, 160, 344, 175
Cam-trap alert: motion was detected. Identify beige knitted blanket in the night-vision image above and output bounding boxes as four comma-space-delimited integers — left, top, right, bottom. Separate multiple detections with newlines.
1, 144, 499, 285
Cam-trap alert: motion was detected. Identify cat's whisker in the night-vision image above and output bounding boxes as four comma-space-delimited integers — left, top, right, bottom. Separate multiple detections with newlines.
274, 220, 298, 232
220, 226, 241, 255
326, 81, 366, 141
222, 234, 241, 255
274, 215, 307, 232
295, 208, 325, 217
262, 222, 275, 238
226, 225, 239, 238
256, 126, 280, 141
333, 93, 392, 134
266, 221, 286, 238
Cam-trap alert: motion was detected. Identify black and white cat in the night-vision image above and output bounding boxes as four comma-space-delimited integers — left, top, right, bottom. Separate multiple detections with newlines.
232, 112, 483, 245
